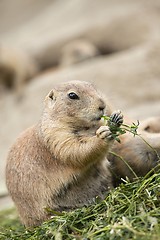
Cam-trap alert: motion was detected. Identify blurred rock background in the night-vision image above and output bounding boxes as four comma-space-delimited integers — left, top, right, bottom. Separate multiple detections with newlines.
0, 0, 160, 209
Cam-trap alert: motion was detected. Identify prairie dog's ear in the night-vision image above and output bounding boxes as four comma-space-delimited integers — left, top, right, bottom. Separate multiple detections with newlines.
45, 89, 57, 108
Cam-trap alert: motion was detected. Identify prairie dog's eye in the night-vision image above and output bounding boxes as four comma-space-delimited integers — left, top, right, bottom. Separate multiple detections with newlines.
68, 92, 79, 100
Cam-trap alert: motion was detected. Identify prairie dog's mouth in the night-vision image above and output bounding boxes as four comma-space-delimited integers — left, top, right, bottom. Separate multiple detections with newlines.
92, 114, 104, 122
99, 114, 110, 126
95, 116, 101, 121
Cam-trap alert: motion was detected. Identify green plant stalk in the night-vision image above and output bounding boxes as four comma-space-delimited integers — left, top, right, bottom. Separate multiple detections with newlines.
109, 151, 138, 179
101, 115, 139, 143
102, 115, 160, 161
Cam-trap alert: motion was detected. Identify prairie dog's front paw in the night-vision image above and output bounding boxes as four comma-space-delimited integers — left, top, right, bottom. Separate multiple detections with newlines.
96, 126, 111, 139
109, 110, 123, 128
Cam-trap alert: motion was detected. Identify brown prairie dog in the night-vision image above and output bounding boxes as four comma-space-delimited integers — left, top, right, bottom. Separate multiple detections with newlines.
0, 45, 38, 95
60, 40, 99, 66
108, 117, 160, 185
6, 80, 122, 227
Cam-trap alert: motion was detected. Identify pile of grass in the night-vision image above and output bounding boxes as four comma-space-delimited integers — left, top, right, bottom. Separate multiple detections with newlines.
0, 168, 160, 240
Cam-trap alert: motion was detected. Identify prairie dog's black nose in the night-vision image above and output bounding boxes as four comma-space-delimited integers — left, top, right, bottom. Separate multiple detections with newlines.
99, 106, 105, 111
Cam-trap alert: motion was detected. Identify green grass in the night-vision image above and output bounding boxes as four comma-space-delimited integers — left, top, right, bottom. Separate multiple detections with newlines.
0, 169, 160, 240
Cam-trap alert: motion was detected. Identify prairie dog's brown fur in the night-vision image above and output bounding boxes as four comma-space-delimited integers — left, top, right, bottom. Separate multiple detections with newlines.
60, 40, 99, 66
6, 81, 118, 227
0, 45, 38, 94
108, 117, 160, 185
139, 117, 160, 133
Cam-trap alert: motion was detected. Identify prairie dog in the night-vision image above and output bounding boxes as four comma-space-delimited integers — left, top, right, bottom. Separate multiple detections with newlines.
108, 117, 160, 185
6, 81, 122, 227
60, 40, 99, 66
139, 117, 160, 133
0, 45, 38, 94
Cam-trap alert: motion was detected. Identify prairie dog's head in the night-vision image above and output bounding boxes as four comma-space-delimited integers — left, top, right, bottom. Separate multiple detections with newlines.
44, 81, 112, 128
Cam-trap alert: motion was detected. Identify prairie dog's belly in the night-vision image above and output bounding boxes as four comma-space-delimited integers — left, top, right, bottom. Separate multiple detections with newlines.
51, 160, 112, 210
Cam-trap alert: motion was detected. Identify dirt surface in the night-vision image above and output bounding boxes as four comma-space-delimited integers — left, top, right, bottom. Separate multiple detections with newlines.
0, 0, 160, 209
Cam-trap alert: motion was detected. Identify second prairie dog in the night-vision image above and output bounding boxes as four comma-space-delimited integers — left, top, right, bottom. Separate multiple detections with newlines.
0, 45, 38, 94
60, 40, 99, 66
109, 117, 160, 185
6, 80, 122, 227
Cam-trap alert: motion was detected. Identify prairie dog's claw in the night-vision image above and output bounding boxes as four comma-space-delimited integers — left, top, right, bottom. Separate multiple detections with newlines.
109, 110, 123, 127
